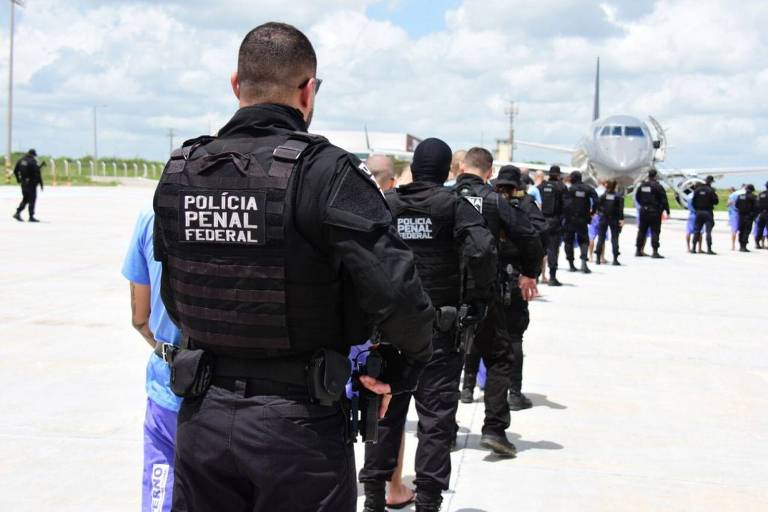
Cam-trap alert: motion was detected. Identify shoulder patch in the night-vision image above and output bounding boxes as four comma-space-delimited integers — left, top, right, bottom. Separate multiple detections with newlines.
464, 196, 483, 213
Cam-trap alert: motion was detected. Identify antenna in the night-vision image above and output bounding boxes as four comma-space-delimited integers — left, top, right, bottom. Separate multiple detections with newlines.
167, 128, 176, 155
505, 100, 518, 161
592, 57, 600, 121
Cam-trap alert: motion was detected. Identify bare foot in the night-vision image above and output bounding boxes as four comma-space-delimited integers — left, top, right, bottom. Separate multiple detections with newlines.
386, 484, 415, 508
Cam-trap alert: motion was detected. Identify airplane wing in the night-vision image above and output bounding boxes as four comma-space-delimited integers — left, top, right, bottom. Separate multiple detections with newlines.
494, 160, 580, 174
515, 140, 576, 154
658, 167, 768, 180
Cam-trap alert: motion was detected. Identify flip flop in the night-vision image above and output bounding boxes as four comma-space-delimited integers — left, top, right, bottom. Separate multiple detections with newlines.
386, 489, 415, 510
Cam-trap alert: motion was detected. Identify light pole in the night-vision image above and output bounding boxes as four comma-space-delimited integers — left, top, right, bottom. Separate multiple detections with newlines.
5, 0, 25, 182
93, 104, 107, 165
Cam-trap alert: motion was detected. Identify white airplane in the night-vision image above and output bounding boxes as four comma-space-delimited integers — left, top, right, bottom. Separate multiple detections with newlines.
504, 58, 768, 207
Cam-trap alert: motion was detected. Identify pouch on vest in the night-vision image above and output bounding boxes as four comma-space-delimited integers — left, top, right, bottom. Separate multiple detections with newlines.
307, 348, 352, 405
170, 348, 215, 398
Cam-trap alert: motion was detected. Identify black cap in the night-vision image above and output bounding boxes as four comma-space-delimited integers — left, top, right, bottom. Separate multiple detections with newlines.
411, 137, 452, 185
549, 165, 561, 176
746, 184, 755, 192
493, 165, 522, 188
570, 170, 582, 183
705, 175, 714, 184
28, 149, 37, 156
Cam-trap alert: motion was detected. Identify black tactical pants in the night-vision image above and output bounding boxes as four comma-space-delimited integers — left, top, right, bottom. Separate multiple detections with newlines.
360, 333, 462, 492
543, 215, 563, 273
16, 182, 37, 218
173, 382, 356, 512
636, 208, 662, 250
738, 215, 754, 249
499, 290, 530, 393
469, 299, 515, 434
693, 210, 715, 249
563, 218, 589, 262
596, 217, 621, 260
755, 212, 768, 245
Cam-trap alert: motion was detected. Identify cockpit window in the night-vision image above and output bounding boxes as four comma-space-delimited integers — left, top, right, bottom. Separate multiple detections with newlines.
611, 126, 623, 136
600, 126, 611, 136
625, 126, 645, 137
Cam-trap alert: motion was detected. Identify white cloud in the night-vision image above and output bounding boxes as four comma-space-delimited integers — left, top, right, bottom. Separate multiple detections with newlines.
0, 0, 765, 182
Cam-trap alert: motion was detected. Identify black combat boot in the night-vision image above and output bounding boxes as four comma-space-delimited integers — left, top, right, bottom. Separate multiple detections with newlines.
548, 270, 562, 286
508, 390, 533, 411
595, 255, 601, 265
362, 482, 386, 512
479, 431, 518, 457
28, 217, 40, 223
706, 245, 716, 255
651, 250, 664, 259
635, 248, 646, 257
740, 246, 750, 252
415, 487, 443, 512
460, 372, 476, 404
580, 260, 591, 274
568, 260, 578, 272
13, 212, 22, 221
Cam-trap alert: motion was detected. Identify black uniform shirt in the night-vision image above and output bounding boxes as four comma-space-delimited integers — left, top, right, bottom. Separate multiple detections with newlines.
598, 191, 625, 221
14, 155, 42, 186
636, 179, 670, 215
454, 173, 543, 278
173, 104, 435, 363
566, 182, 599, 220
538, 179, 568, 218
692, 184, 719, 211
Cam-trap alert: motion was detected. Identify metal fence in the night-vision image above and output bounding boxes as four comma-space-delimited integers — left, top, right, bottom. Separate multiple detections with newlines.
41, 159, 163, 180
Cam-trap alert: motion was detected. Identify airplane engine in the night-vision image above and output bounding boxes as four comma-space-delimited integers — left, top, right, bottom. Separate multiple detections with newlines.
671, 177, 705, 209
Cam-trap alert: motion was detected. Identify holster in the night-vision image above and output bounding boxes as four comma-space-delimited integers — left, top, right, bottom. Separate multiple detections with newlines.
169, 348, 215, 398
307, 348, 352, 406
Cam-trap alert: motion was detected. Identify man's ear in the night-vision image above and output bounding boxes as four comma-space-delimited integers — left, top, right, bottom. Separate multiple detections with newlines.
231, 71, 241, 100
298, 78, 315, 114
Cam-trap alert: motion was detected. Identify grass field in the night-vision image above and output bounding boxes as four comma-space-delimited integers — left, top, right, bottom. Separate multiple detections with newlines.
624, 189, 732, 211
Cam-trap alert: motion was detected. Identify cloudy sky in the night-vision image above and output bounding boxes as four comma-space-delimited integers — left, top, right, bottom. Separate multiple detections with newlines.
1, 0, 768, 181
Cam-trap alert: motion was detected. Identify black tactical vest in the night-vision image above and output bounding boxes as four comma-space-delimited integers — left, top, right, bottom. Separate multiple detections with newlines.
386, 186, 461, 308
455, 181, 501, 240
735, 194, 753, 214
757, 191, 768, 211
601, 192, 622, 219
692, 186, 715, 210
540, 182, 562, 217
153, 132, 350, 359
636, 181, 658, 210
568, 184, 591, 219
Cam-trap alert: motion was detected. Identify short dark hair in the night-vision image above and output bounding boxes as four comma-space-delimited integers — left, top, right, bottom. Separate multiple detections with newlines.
464, 147, 493, 172
238, 22, 317, 101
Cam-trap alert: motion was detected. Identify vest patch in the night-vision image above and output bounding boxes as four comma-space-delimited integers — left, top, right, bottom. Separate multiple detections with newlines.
575, 191, 586, 198
641, 186, 651, 192
180, 190, 266, 245
606, 194, 615, 200
466, 196, 483, 213
397, 216, 434, 240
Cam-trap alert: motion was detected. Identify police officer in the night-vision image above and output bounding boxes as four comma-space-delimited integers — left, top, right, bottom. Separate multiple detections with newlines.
538, 165, 568, 286
12, 149, 43, 222
595, 179, 624, 265
755, 182, 768, 249
563, 170, 598, 273
492, 165, 546, 410
635, 169, 670, 258
691, 176, 719, 254
360, 139, 497, 512
153, 23, 434, 512
735, 184, 758, 252
454, 149, 542, 454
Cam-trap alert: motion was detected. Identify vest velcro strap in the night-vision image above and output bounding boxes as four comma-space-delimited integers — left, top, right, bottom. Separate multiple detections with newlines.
182, 323, 290, 349
171, 278, 285, 303
270, 138, 311, 178
168, 255, 283, 279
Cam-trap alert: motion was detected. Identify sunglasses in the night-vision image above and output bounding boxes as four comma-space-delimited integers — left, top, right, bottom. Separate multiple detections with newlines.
298, 77, 323, 94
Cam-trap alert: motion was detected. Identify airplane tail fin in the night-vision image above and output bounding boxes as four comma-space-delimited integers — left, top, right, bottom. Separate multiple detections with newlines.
592, 57, 600, 122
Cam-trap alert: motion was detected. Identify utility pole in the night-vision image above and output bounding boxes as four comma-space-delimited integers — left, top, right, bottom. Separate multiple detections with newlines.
6, 1, 24, 183
167, 128, 175, 155
505, 100, 518, 162
93, 106, 98, 163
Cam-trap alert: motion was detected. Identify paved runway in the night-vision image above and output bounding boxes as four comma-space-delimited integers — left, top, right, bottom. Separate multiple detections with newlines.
1, 187, 766, 511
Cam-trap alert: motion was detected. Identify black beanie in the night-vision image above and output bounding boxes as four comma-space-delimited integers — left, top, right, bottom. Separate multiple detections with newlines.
411, 138, 452, 185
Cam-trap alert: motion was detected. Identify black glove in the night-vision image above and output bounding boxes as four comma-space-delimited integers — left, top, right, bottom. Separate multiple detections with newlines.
464, 301, 488, 326
376, 344, 426, 395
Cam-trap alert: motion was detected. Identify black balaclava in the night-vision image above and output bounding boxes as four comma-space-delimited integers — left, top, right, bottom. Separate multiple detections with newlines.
411, 137, 453, 185
570, 170, 582, 184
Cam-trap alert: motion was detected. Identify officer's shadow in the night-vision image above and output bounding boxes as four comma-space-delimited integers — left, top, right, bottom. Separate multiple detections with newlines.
526, 393, 567, 410
458, 431, 564, 461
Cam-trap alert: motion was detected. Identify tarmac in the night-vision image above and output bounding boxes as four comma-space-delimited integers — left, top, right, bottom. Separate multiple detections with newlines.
1, 186, 766, 511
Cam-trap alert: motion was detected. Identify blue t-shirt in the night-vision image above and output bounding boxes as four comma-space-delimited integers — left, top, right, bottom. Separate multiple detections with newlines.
527, 185, 542, 206
121, 207, 182, 412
